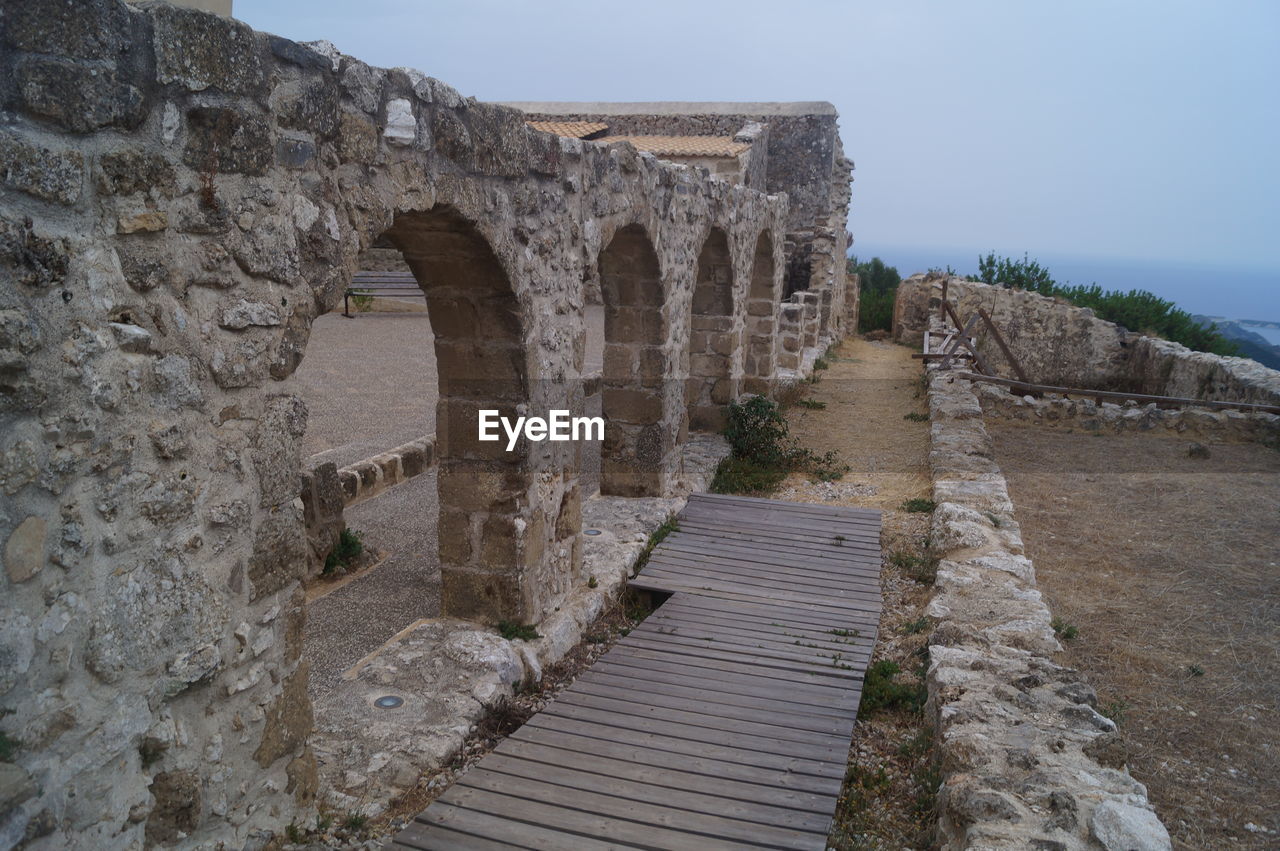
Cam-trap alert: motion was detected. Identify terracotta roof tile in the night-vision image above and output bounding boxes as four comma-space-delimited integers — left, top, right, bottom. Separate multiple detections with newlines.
597, 135, 751, 158
526, 120, 609, 139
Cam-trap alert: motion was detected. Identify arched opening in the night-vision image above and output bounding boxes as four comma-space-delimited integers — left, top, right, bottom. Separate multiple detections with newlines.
598, 224, 668, 497
297, 203, 535, 707
382, 207, 531, 623
744, 230, 778, 394
686, 228, 738, 431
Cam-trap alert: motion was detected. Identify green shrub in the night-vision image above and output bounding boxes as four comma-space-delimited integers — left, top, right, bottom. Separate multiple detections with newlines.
968, 252, 1236, 356
858, 660, 927, 717
323, 527, 363, 575
903, 411, 929, 422
900, 498, 936, 513
849, 256, 902, 333
497, 621, 540, 641
349, 289, 374, 312
712, 396, 850, 495
632, 516, 679, 574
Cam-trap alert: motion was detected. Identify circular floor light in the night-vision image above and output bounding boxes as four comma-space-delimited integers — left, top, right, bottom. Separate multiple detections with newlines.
583, 529, 603, 536
374, 695, 404, 709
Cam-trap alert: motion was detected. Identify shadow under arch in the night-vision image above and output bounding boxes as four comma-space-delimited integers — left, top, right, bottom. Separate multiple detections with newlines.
597, 223, 672, 497
744, 229, 779, 395
686, 227, 738, 432
377, 204, 536, 623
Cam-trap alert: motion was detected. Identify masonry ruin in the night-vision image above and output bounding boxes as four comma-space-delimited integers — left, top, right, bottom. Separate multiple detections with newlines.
0, 1, 854, 846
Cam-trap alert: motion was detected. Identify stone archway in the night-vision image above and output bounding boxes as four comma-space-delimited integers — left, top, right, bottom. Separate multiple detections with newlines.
597, 224, 669, 497
686, 228, 738, 431
379, 205, 534, 623
744, 230, 779, 395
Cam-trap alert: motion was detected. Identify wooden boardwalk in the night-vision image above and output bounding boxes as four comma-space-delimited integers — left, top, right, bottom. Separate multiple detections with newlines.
390, 493, 882, 850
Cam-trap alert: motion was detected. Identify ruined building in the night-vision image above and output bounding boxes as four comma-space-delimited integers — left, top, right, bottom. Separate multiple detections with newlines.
0, 0, 853, 846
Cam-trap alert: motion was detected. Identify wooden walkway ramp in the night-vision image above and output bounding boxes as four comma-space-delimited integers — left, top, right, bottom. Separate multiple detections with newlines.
390, 493, 882, 850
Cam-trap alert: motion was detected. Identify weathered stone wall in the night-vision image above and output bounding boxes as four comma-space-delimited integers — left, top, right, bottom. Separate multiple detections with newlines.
506, 102, 854, 331
926, 361, 1172, 850
895, 275, 1280, 410
1126, 335, 1280, 407
894, 275, 1130, 387
0, 1, 814, 847
974, 381, 1280, 442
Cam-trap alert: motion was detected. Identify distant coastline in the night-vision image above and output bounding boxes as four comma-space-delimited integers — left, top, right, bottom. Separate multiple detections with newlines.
849, 245, 1280, 323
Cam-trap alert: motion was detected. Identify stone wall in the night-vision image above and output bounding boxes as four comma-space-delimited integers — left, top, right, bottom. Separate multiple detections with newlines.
0, 2, 845, 847
894, 275, 1130, 387
895, 275, 1280, 410
974, 381, 1280, 443
506, 102, 854, 332
925, 363, 1172, 850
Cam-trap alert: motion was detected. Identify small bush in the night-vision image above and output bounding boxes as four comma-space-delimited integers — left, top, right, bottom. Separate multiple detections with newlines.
587, 575, 598, 589
323, 527, 363, 575
1100, 699, 1130, 724
858, 660, 927, 717
889, 551, 939, 584
813, 357, 830, 371
900, 498, 936, 513
899, 616, 932, 635
711, 396, 849, 495
903, 412, 928, 422
497, 621, 540, 641
1187, 663, 1205, 677
342, 812, 368, 832
797, 398, 827, 410
349, 289, 374, 312
1051, 616, 1079, 641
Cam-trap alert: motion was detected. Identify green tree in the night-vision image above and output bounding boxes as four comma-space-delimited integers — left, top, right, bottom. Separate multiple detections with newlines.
966, 252, 1236, 356
849, 256, 901, 332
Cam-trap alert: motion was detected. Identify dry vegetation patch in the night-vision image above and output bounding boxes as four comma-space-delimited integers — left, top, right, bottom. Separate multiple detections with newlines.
989, 421, 1280, 849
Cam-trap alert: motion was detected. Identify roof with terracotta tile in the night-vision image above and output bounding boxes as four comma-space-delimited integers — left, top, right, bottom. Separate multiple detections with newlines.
526, 120, 609, 139
597, 134, 751, 158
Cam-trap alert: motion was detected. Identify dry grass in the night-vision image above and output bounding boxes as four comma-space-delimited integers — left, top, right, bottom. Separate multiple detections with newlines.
989, 422, 1280, 849
781, 338, 939, 848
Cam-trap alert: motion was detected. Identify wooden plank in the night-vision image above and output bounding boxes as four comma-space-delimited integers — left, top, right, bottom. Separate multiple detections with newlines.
620, 632, 866, 682
551, 689, 854, 749
453, 769, 826, 850
939, 312, 980, 370
518, 715, 846, 789
407, 801, 619, 850
663, 525, 882, 561
437, 783, 770, 851
479, 751, 834, 833
689, 493, 881, 520
570, 666, 858, 731
629, 578, 881, 624
631, 574, 882, 617
576, 667, 856, 724
675, 506, 881, 538
680, 502, 882, 532
539, 699, 848, 765
594, 649, 860, 711
641, 613, 874, 658
660, 592, 880, 633
670, 519, 881, 554
642, 554, 881, 596
391, 819, 518, 851
496, 734, 838, 810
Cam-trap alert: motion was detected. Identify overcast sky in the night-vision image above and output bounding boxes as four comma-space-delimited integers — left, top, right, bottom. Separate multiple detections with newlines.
239, 1, 1279, 312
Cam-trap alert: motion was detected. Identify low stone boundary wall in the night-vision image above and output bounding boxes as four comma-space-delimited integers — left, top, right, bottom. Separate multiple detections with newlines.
334, 435, 436, 508
925, 365, 1171, 850
894, 275, 1280, 410
973, 380, 1280, 443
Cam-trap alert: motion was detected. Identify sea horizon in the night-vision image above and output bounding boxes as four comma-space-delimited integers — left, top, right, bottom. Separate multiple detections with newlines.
850, 244, 1280, 325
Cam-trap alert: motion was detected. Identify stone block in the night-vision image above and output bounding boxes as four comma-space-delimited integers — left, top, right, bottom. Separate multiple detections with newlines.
182, 107, 274, 177
16, 56, 147, 133
150, 3, 267, 97
0, 132, 84, 204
